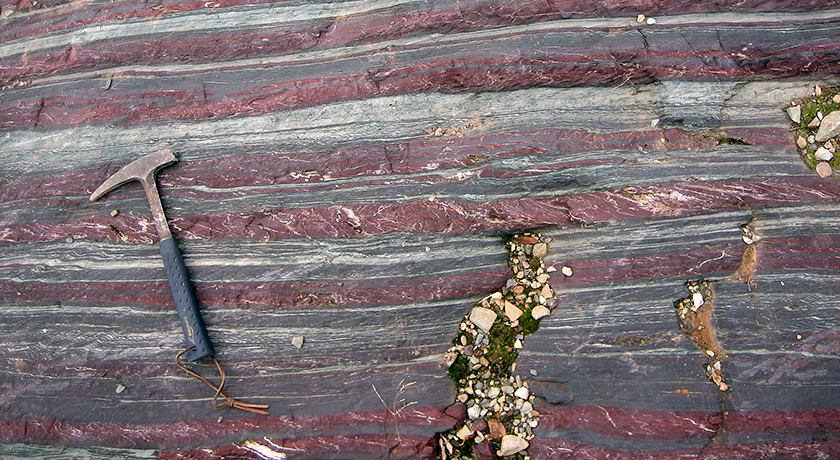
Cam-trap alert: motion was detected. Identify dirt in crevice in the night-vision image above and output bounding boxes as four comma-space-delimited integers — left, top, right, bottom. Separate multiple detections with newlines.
733, 222, 759, 286
674, 280, 728, 392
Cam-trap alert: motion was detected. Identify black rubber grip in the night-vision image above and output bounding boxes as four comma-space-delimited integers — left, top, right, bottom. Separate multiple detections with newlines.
159, 237, 215, 361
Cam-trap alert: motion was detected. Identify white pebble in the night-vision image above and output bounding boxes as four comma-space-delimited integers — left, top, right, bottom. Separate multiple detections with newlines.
692, 292, 704, 310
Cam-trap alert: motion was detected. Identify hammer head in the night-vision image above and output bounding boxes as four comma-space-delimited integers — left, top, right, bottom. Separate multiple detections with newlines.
90, 149, 178, 201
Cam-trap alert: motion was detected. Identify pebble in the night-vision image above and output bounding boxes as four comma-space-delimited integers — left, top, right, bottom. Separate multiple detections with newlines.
456, 424, 473, 440
797, 136, 807, 149
531, 305, 551, 320
504, 301, 523, 322
646, 17, 656, 25
499, 435, 529, 456
815, 146, 834, 161
532, 242, 548, 259
521, 401, 533, 414
808, 117, 821, 128
291, 336, 304, 349
786, 105, 801, 124
514, 387, 530, 400
488, 418, 507, 439
467, 403, 482, 420
816, 111, 840, 142
636, 14, 645, 23
540, 284, 552, 299
817, 161, 833, 178
469, 306, 497, 333
692, 292, 704, 310
561, 266, 573, 277
115, 384, 126, 394
110, 209, 119, 217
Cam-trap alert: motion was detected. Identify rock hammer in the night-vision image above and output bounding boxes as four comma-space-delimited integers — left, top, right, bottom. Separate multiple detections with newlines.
91, 149, 214, 361
91, 149, 268, 414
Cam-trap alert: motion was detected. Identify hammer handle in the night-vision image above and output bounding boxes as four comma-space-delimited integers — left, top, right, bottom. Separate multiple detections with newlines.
160, 237, 215, 361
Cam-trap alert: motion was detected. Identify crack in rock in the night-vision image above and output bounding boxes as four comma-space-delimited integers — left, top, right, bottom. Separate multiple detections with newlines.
438, 232, 557, 459
674, 279, 728, 392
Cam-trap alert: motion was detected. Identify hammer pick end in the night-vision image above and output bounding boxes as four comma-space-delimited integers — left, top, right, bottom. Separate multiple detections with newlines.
90, 149, 178, 201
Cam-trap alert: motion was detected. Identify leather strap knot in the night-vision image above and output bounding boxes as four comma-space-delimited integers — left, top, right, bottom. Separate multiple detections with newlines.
176, 347, 270, 415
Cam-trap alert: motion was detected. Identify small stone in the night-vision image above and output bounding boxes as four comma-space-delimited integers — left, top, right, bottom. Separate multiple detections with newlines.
110, 209, 119, 217
514, 387, 530, 400
561, 266, 573, 277
786, 105, 801, 124
498, 435, 529, 456
815, 85, 822, 96
456, 424, 473, 440
834, 94, 840, 104
651, 118, 660, 129
815, 147, 834, 161
501, 385, 514, 395
808, 116, 821, 128
692, 292, 704, 310
291, 336, 304, 349
513, 338, 523, 349
532, 242, 548, 259
467, 403, 482, 420
646, 17, 656, 25
540, 283, 553, 299
530, 368, 538, 376
515, 235, 539, 244
816, 111, 840, 142
488, 418, 507, 440
636, 14, 645, 23
521, 401, 533, 414
817, 161, 833, 178
65, 237, 74, 244
486, 386, 501, 399
504, 301, 523, 322
531, 305, 551, 320
115, 384, 126, 394
469, 306, 497, 333
797, 136, 807, 149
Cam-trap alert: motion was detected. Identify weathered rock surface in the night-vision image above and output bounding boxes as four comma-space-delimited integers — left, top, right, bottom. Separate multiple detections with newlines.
2, 1, 840, 459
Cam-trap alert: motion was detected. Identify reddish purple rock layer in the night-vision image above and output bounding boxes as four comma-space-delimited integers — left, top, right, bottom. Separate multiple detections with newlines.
1, 6, 839, 130
2, 406, 838, 458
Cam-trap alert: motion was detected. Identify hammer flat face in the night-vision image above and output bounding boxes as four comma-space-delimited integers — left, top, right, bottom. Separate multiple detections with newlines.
90, 149, 177, 202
